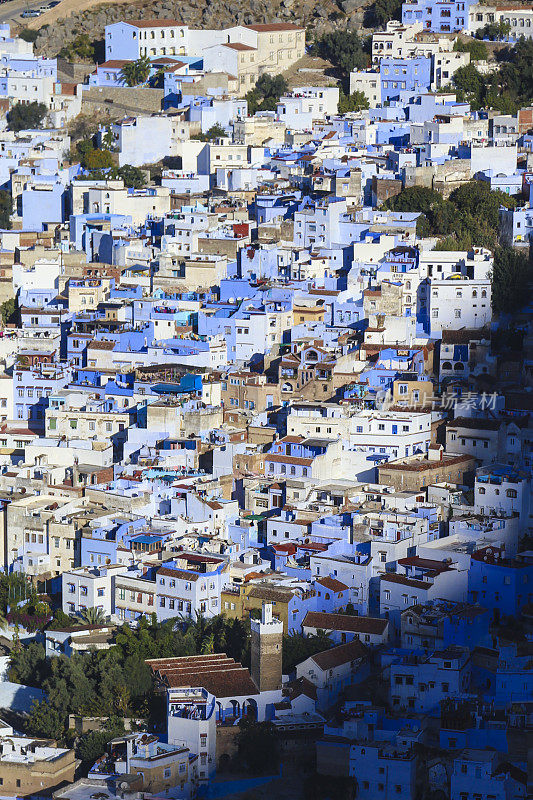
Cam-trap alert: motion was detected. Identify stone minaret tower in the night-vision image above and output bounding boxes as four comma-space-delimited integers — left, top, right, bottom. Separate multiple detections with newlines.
250, 602, 283, 692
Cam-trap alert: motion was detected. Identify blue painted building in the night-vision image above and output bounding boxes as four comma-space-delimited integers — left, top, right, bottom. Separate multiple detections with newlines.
380, 57, 432, 102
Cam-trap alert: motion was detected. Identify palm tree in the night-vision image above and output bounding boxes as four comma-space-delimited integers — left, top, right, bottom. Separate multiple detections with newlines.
79, 607, 106, 625
120, 55, 152, 87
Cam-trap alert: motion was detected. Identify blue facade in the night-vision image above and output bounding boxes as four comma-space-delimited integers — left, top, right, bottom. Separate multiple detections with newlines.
380, 57, 432, 102
402, 0, 472, 31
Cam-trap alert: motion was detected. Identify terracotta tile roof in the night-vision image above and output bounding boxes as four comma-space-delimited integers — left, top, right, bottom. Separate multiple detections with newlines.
310, 638, 367, 671
222, 42, 256, 51
448, 417, 501, 431
380, 573, 430, 590
97, 60, 129, 69
315, 576, 348, 594
303, 611, 388, 635
287, 675, 317, 701
156, 566, 199, 582
247, 585, 294, 602
441, 328, 490, 344
146, 653, 259, 696
266, 454, 313, 467
128, 18, 182, 28
398, 556, 453, 574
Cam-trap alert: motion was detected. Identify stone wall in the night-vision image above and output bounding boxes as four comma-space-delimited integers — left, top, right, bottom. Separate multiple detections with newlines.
81, 86, 164, 117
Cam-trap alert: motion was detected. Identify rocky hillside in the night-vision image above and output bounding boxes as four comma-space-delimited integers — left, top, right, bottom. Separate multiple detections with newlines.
31, 0, 372, 59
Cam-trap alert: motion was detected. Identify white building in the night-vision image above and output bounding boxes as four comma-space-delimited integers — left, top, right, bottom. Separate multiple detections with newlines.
62, 564, 124, 617
426, 275, 491, 337
276, 87, 340, 131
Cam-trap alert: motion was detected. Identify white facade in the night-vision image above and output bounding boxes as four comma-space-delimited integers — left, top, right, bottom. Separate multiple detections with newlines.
427, 277, 492, 337
277, 88, 340, 131
62, 565, 123, 617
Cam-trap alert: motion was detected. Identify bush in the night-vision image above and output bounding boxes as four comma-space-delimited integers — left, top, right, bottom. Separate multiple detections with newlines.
192, 123, 228, 142
453, 38, 488, 61
245, 74, 288, 115
59, 34, 95, 62
7, 102, 47, 132
7, 609, 51, 632
76, 723, 124, 763
338, 90, 369, 113
386, 180, 516, 251
312, 29, 369, 74
19, 28, 39, 43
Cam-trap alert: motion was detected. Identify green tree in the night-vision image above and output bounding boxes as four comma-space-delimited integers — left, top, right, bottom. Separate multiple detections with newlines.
384, 186, 443, 214
475, 19, 511, 40
76, 724, 123, 763
0, 190, 11, 230
9, 642, 49, 686
26, 700, 65, 740
372, 0, 402, 27
282, 630, 332, 673
491, 246, 532, 314
7, 102, 47, 132
0, 297, 17, 325
338, 90, 369, 113
498, 37, 533, 105
192, 123, 228, 142
83, 148, 115, 170
237, 719, 279, 774
117, 164, 146, 188
453, 38, 488, 61
312, 30, 369, 74
120, 55, 152, 87
449, 181, 516, 230
245, 74, 288, 115
451, 63, 485, 107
